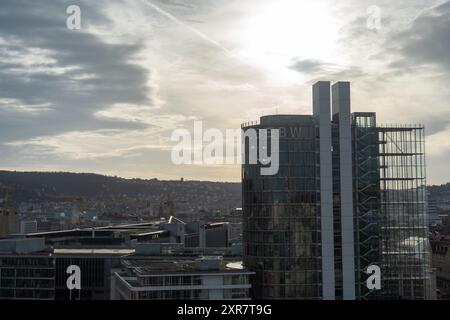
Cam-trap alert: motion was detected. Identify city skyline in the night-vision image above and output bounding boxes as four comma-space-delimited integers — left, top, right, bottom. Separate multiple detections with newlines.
0, 0, 449, 184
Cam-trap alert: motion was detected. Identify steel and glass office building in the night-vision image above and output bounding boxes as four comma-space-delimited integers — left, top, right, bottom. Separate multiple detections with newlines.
242, 81, 432, 300
242, 114, 322, 299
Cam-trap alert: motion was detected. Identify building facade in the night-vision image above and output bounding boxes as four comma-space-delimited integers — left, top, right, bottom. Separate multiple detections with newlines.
0, 238, 55, 300
111, 257, 253, 300
20, 220, 38, 234
0, 238, 133, 300
0, 198, 19, 237
431, 238, 450, 298
53, 248, 132, 300
242, 81, 432, 300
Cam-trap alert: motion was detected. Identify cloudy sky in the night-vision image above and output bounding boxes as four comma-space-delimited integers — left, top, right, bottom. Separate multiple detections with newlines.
0, 0, 449, 183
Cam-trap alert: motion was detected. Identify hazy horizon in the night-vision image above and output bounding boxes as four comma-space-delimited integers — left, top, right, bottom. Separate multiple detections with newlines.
1, 169, 449, 187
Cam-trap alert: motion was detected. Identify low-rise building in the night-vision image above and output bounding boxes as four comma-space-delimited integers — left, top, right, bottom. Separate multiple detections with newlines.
0, 238, 55, 300
431, 237, 450, 298
111, 256, 253, 300
20, 220, 38, 234
0, 237, 134, 300
0, 199, 19, 237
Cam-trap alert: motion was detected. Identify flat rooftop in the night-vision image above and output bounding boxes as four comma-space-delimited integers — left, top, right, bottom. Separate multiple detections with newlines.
260, 114, 313, 126
53, 248, 135, 256
26, 222, 168, 240
122, 258, 250, 275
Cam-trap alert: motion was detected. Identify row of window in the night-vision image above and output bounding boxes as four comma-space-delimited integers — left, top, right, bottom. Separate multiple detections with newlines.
134, 288, 249, 300
141, 275, 202, 287
0, 268, 54, 278
0, 258, 54, 267
244, 178, 319, 191
244, 230, 320, 243
0, 288, 54, 299
244, 192, 320, 204
0, 278, 54, 289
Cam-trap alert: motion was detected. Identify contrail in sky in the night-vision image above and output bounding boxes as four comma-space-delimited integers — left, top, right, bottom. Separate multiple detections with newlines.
141, 0, 236, 58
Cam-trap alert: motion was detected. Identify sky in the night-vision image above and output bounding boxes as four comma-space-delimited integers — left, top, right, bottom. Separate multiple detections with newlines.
0, 0, 449, 183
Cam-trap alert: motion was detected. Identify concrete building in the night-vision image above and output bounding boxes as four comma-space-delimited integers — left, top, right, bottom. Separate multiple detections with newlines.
0, 198, 19, 237
200, 223, 231, 248
25, 220, 232, 249
161, 219, 232, 248
0, 238, 55, 300
111, 256, 253, 300
0, 218, 243, 300
428, 197, 441, 226
242, 81, 432, 300
431, 237, 450, 298
20, 220, 38, 234
0, 237, 134, 300
53, 248, 134, 300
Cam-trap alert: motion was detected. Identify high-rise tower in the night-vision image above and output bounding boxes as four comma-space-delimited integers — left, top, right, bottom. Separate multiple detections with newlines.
242, 81, 432, 300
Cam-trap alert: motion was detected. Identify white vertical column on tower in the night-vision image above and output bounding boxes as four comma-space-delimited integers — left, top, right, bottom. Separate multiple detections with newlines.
313, 81, 335, 300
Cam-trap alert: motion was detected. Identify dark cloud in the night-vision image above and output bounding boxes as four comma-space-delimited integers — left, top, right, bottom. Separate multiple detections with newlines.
289, 59, 325, 73
0, 0, 152, 143
155, 0, 197, 9
289, 58, 364, 81
425, 118, 450, 135
375, 1, 450, 135
389, 1, 450, 72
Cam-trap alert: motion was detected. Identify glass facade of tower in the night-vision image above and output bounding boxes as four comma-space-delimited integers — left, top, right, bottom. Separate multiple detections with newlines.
242, 115, 322, 299
242, 82, 432, 300
331, 122, 343, 298
378, 126, 431, 299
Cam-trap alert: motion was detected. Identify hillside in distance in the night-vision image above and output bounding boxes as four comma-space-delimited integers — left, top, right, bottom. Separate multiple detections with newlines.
428, 183, 450, 201
0, 170, 448, 210
0, 171, 242, 212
